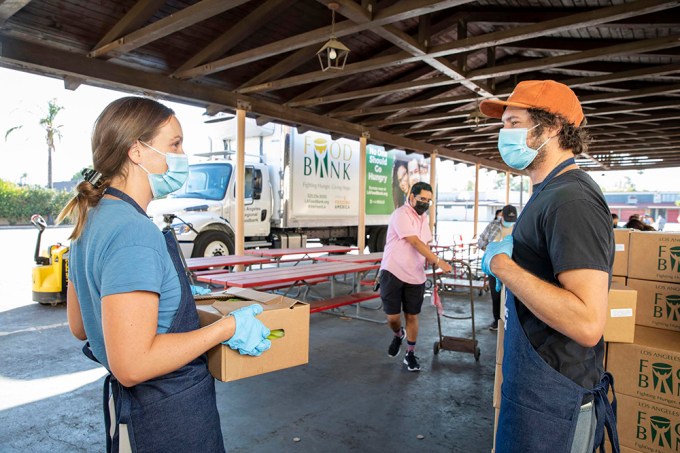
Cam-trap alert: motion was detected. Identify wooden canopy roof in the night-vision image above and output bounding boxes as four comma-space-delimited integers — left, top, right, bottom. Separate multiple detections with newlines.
1, 0, 679, 172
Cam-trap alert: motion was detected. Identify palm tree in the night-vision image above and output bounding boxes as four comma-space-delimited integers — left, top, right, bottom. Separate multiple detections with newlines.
5, 99, 64, 188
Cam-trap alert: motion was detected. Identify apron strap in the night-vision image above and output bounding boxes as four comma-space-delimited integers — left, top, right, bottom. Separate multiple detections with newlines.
593, 372, 619, 453
103, 374, 113, 453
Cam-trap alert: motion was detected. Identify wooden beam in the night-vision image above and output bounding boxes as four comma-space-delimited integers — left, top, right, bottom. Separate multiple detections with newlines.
89, 0, 251, 59
91, 0, 166, 52
288, 76, 457, 108
177, 0, 473, 79
467, 35, 680, 81
0, 0, 31, 27
173, 0, 291, 78
236, 0, 680, 94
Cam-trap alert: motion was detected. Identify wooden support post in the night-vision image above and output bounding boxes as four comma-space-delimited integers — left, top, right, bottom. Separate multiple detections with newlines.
358, 134, 368, 254
235, 108, 246, 269
473, 162, 480, 238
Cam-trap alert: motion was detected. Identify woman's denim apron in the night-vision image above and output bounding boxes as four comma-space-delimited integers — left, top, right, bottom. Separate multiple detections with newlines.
496, 158, 619, 452
82, 187, 225, 453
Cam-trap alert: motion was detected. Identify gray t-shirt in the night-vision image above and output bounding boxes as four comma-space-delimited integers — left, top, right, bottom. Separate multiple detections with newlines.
512, 169, 614, 389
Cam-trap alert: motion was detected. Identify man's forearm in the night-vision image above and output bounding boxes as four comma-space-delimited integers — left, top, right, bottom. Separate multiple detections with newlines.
491, 255, 604, 347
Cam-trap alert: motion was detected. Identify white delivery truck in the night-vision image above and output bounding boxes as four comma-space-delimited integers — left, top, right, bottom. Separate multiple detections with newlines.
147, 118, 431, 258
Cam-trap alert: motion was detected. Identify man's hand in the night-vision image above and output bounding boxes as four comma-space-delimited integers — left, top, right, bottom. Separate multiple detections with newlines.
481, 236, 513, 288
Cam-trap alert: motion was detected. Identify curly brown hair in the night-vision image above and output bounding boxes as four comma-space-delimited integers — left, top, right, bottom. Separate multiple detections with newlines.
528, 108, 590, 156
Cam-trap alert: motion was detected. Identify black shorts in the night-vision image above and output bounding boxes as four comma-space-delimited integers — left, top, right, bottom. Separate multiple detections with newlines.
379, 270, 426, 315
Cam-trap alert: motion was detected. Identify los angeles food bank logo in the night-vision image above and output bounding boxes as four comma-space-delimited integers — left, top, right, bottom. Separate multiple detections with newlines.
303, 136, 352, 180
657, 245, 680, 273
653, 292, 680, 322
638, 360, 677, 396
636, 412, 677, 448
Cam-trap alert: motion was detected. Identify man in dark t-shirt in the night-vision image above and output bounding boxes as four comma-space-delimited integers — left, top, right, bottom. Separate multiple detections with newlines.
479, 80, 616, 452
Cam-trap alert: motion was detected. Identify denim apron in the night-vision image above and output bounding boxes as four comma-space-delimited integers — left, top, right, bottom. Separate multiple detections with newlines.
82, 187, 225, 453
496, 158, 620, 453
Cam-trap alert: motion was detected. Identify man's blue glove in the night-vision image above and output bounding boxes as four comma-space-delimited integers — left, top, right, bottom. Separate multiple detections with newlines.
224, 304, 271, 357
481, 235, 514, 292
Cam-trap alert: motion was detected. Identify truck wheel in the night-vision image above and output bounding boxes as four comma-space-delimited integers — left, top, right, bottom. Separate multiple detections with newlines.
192, 231, 235, 257
375, 227, 387, 252
367, 230, 379, 253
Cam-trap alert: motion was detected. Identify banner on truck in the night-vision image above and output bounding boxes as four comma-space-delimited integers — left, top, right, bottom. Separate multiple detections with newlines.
365, 146, 431, 215
291, 131, 431, 217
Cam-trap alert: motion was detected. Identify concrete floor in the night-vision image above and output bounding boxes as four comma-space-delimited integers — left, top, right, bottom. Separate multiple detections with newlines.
0, 282, 497, 452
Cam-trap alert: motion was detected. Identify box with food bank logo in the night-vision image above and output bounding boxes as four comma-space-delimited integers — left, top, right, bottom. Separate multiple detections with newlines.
607, 326, 680, 409
617, 392, 680, 453
627, 279, 680, 332
628, 231, 680, 284
195, 288, 310, 382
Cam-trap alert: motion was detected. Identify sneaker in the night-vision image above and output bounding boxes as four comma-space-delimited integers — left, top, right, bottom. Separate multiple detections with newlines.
388, 330, 404, 357
488, 320, 499, 331
403, 351, 421, 372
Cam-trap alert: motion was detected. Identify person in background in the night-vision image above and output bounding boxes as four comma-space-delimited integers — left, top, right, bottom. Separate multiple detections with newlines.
478, 205, 517, 331
479, 80, 618, 452
657, 215, 666, 231
57, 97, 271, 452
623, 214, 640, 228
626, 218, 656, 231
380, 181, 453, 372
611, 213, 619, 228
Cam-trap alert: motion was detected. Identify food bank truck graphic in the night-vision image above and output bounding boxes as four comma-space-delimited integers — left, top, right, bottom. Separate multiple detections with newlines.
147, 119, 431, 257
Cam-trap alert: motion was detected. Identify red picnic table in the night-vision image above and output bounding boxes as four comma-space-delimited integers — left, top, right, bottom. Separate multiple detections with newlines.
197, 261, 379, 297
245, 245, 354, 265
314, 252, 383, 264
184, 255, 271, 271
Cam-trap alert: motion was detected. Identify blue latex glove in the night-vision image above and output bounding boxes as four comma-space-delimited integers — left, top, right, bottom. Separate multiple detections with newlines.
481, 235, 514, 292
191, 285, 211, 296
224, 304, 271, 357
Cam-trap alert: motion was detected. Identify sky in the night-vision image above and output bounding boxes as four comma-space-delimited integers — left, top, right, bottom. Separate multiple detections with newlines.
0, 66, 677, 192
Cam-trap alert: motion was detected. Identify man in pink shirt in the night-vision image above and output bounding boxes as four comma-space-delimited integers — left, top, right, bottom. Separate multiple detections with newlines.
380, 182, 453, 371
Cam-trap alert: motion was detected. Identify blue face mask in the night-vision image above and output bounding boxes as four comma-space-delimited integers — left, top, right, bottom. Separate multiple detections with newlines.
497, 124, 551, 170
501, 220, 515, 228
138, 141, 189, 198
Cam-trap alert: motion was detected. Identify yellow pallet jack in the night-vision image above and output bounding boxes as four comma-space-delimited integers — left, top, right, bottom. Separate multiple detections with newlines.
31, 214, 69, 305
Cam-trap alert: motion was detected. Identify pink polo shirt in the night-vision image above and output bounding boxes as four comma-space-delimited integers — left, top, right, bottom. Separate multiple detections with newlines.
380, 203, 433, 284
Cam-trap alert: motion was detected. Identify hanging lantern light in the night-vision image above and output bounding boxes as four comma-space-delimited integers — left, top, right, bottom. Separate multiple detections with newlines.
317, 2, 350, 71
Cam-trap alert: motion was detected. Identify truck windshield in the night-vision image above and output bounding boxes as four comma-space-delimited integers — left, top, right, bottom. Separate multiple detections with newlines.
172, 163, 232, 200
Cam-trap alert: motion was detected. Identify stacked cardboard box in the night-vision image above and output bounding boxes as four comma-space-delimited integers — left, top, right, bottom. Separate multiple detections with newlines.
606, 231, 680, 452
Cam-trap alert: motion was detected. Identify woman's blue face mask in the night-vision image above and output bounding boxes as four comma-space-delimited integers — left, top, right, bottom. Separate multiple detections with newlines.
138, 141, 189, 199
497, 124, 551, 170
502, 220, 515, 228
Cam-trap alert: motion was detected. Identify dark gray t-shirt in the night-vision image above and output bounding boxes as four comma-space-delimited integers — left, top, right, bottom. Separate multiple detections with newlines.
513, 169, 614, 389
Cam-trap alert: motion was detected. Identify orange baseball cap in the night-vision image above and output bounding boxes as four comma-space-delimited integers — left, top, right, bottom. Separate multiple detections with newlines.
479, 80, 584, 126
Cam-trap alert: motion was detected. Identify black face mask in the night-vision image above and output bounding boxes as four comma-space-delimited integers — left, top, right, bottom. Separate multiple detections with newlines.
414, 201, 429, 216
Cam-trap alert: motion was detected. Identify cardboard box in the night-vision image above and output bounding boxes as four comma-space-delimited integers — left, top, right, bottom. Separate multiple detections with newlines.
607, 326, 680, 409
617, 392, 680, 453
612, 275, 627, 285
627, 278, 680, 332
493, 362, 502, 409
614, 229, 632, 277
628, 231, 680, 284
196, 288, 310, 382
604, 283, 637, 343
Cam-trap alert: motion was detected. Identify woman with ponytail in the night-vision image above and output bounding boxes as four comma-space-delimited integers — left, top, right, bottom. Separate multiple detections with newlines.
58, 97, 271, 452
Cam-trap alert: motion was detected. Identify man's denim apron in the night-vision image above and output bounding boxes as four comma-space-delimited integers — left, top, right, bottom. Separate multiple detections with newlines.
496, 158, 619, 452
82, 187, 225, 453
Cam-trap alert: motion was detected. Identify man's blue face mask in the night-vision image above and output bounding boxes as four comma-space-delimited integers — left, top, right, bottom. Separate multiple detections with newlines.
497, 124, 552, 170
502, 220, 515, 228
